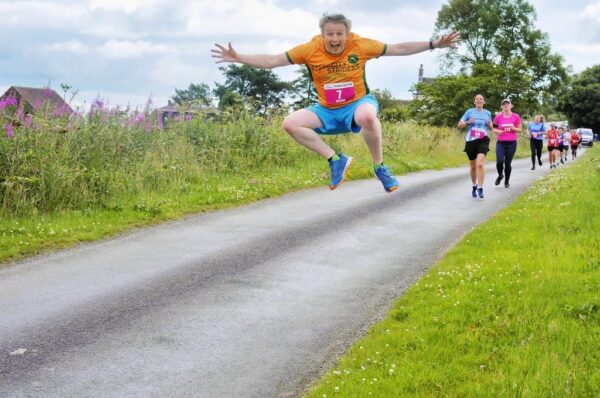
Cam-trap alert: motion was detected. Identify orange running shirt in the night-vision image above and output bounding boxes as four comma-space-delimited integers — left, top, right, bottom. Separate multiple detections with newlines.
285, 33, 387, 109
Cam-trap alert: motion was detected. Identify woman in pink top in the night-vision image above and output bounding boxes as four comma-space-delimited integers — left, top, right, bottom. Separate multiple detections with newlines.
492, 99, 522, 188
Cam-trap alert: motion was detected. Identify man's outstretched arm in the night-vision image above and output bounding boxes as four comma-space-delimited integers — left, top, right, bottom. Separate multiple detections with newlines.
385, 31, 461, 56
211, 42, 290, 69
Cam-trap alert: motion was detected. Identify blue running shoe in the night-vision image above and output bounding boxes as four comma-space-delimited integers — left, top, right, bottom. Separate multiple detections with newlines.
329, 154, 353, 190
472, 186, 477, 198
374, 164, 399, 192
477, 187, 484, 199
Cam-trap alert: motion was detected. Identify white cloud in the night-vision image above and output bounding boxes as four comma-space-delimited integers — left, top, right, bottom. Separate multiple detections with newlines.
88, 0, 148, 13
583, 1, 600, 19
184, 0, 317, 39
0, 1, 86, 28
147, 58, 209, 87
264, 39, 296, 54
98, 40, 175, 59
2, 0, 599, 108
313, 0, 343, 5
353, 7, 438, 42
43, 40, 89, 54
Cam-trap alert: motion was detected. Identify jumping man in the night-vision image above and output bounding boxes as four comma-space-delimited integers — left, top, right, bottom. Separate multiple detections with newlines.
212, 13, 460, 192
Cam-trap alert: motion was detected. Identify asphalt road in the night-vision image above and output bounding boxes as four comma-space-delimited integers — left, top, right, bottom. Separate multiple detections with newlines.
0, 156, 563, 397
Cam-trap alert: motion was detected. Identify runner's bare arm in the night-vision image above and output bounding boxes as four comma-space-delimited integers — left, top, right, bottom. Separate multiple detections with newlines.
211, 42, 290, 69
385, 31, 461, 56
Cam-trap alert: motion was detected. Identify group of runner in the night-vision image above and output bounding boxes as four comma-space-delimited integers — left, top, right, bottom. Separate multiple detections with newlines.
213, 13, 578, 198
527, 119, 581, 167
458, 96, 521, 199
458, 96, 582, 199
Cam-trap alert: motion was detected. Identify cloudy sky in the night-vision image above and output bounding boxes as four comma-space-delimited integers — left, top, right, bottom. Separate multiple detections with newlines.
1, 0, 599, 110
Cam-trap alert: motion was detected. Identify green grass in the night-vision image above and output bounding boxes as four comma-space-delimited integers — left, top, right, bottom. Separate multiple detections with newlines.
304, 146, 600, 397
0, 110, 530, 264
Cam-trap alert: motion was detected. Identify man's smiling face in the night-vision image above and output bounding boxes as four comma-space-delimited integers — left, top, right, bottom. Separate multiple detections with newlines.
322, 22, 348, 55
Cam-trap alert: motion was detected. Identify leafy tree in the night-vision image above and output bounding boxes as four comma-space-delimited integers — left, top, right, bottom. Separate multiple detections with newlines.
419, 0, 568, 125
409, 61, 535, 126
371, 88, 409, 122
290, 66, 317, 109
172, 83, 213, 107
557, 65, 600, 132
214, 65, 292, 116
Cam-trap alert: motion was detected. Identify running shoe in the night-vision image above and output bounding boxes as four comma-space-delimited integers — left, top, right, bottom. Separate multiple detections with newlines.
477, 187, 484, 199
495, 175, 504, 186
374, 164, 399, 192
530, 166, 535, 170
560, 159, 564, 164
329, 153, 353, 190
538, 159, 542, 166
472, 186, 477, 198
505, 182, 510, 188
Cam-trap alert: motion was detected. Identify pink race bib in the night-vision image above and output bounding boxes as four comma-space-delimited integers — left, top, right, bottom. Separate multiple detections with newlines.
470, 128, 486, 139
324, 82, 355, 105
501, 123, 512, 132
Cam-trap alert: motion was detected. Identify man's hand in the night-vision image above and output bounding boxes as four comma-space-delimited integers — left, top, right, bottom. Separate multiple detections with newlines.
212, 42, 238, 63
433, 31, 461, 49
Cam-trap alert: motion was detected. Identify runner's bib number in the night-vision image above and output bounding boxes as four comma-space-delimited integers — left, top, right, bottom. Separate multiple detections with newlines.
548, 138, 558, 146
470, 128, 486, 139
324, 82, 355, 105
501, 123, 513, 132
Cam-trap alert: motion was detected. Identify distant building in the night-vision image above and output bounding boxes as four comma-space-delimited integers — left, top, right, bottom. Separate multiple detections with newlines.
0, 86, 74, 115
157, 100, 219, 123
413, 64, 436, 100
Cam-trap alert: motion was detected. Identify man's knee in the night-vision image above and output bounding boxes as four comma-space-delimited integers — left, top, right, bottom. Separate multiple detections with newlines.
282, 116, 296, 134
355, 110, 379, 129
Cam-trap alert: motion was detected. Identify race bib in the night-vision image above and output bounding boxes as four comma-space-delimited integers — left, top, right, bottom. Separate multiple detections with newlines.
324, 82, 355, 105
501, 123, 512, 132
549, 138, 557, 146
470, 128, 486, 139
532, 133, 538, 138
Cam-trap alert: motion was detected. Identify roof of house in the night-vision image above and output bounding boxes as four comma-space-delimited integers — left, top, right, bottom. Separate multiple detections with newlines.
2, 86, 74, 113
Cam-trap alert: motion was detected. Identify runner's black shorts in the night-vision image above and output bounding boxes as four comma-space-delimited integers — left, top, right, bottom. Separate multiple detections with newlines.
547, 146, 559, 151
559, 143, 568, 151
570, 144, 579, 150
464, 136, 490, 160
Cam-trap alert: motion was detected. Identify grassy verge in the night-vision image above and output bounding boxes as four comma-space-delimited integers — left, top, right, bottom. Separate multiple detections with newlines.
0, 116, 529, 265
305, 146, 600, 397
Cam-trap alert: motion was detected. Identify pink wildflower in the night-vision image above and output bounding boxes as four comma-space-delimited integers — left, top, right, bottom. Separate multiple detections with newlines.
5, 123, 14, 139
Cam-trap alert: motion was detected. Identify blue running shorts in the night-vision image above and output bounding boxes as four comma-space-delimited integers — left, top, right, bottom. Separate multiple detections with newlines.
307, 94, 379, 135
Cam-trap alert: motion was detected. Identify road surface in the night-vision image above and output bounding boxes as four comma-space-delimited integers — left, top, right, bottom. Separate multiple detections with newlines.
0, 157, 564, 397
